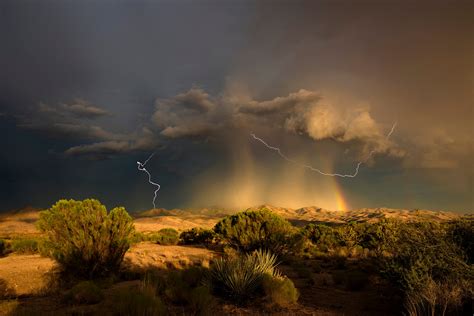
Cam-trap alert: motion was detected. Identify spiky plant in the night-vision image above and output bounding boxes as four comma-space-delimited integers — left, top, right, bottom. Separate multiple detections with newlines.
210, 249, 280, 301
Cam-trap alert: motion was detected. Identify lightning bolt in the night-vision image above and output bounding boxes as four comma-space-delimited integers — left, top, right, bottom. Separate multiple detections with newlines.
250, 122, 397, 178
137, 152, 160, 209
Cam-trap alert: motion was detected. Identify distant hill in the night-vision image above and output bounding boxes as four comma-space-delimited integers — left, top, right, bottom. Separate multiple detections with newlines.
0, 204, 470, 237
244, 204, 466, 226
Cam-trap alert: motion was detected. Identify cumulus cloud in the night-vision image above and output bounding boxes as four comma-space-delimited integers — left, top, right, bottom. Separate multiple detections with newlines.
152, 88, 402, 159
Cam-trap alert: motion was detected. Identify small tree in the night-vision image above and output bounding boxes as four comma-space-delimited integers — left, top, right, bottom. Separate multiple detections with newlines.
213, 209, 298, 255
37, 199, 135, 278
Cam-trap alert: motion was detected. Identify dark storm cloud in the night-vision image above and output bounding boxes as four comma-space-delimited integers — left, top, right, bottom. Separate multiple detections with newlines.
14, 100, 117, 141
64, 127, 158, 159
18, 122, 117, 141
151, 88, 403, 160
1, 0, 472, 212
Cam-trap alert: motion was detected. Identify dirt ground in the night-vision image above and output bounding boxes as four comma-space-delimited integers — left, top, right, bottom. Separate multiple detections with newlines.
0, 247, 401, 316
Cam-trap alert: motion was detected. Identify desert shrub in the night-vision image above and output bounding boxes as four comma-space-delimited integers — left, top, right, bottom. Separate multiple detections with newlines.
148, 228, 179, 245
381, 221, 473, 315
446, 219, 474, 264
262, 274, 299, 307
359, 219, 402, 256
10, 238, 39, 254
142, 267, 214, 314
214, 209, 298, 254
162, 270, 192, 304
335, 222, 366, 251
303, 223, 341, 252
66, 281, 103, 305
37, 199, 135, 278
129, 232, 147, 244
180, 228, 217, 245
181, 266, 208, 288
210, 249, 280, 301
404, 277, 467, 316
113, 281, 166, 316
188, 285, 216, 316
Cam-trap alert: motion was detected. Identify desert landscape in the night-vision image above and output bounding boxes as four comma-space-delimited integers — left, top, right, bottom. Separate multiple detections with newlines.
0, 202, 472, 315
2, 1, 473, 315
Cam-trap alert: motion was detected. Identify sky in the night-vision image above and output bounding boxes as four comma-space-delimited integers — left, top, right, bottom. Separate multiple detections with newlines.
0, 0, 472, 213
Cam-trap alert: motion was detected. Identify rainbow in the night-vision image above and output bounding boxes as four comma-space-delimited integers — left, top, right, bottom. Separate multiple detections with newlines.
322, 156, 349, 211
332, 177, 349, 211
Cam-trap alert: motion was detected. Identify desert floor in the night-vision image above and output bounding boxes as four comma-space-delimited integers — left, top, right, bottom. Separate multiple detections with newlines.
1, 205, 458, 315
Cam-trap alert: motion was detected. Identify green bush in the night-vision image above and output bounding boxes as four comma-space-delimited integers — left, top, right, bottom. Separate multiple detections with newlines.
447, 219, 474, 264
381, 221, 473, 315
359, 219, 401, 256
10, 238, 39, 254
141, 267, 214, 315
303, 223, 341, 252
335, 222, 367, 250
66, 281, 103, 305
113, 282, 166, 316
148, 228, 179, 245
188, 285, 216, 316
262, 274, 299, 307
180, 228, 217, 245
214, 209, 298, 254
210, 249, 280, 301
129, 232, 147, 244
37, 199, 135, 278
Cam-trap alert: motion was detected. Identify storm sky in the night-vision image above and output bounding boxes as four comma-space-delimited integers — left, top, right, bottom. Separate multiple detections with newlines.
1, 0, 472, 213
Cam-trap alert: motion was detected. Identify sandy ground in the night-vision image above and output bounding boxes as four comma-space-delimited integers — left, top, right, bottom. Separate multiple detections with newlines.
0, 254, 55, 297
0, 243, 215, 299
0, 211, 41, 238
133, 215, 219, 232
123, 242, 216, 271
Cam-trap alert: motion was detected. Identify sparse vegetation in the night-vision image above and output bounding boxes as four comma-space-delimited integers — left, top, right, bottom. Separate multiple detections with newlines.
1, 204, 472, 315
113, 281, 166, 316
148, 228, 179, 245
139, 266, 215, 315
65, 280, 103, 305
213, 209, 299, 254
210, 249, 281, 301
262, 274, 299, 307
37, 199, 135, 278
10, 238, 39, 254
380, 221, 473, 315
180, 227, 217, 245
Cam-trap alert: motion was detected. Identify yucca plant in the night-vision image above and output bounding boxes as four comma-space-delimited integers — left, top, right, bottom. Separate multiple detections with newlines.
210, 249, 280, 301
